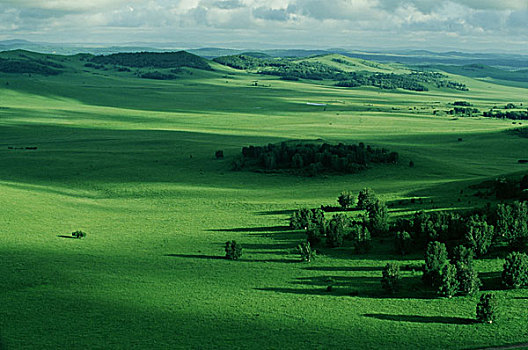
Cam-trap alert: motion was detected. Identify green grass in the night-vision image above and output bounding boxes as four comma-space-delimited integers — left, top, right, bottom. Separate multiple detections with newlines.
0, 52, 528, 349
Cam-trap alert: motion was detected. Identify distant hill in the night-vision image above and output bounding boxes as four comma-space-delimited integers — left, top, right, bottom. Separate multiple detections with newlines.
90, 51, 212, 70
0, 49, 66, 75
419, 64, 528, 83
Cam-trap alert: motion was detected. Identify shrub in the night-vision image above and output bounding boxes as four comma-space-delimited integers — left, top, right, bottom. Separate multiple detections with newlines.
423, 241, 448, 288
225, 240, 242, 260
452, 245, 481, 295
366, 199, 389, 235
357, 188, 377, 210
337, 191, 355, 210
465, 215, 494, 257
476, 293, 498, 324
502, 252, 528, 289
350, 224, 371, 254
395, 231, 412, 255
438, 263, 459, 298
71, 230, 86, 239
297, 241, 316, 262
381, 263, 400, 294
215, 150, 224, 159
289, 208, 313, 230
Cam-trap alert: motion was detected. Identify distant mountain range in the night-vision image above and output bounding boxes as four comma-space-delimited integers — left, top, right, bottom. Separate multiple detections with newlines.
1, 40, 527, 69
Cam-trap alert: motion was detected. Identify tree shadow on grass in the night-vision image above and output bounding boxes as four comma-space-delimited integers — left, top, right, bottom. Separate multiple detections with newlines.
256, 209, 296, 216
363, 313, 474, 325
303, 266, 382, 272
57, 235, 76, 239
479, 271, 503, 291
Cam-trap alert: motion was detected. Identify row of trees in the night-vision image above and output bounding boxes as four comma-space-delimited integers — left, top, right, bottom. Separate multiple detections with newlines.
235, 142, 399, 175
90, 51, 213, 70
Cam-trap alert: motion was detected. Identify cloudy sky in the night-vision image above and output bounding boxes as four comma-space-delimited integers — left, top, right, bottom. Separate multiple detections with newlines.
1, 0, 527, 52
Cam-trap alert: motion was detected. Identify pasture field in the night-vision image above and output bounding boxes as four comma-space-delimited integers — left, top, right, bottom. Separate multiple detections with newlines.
0, 52, 527, 349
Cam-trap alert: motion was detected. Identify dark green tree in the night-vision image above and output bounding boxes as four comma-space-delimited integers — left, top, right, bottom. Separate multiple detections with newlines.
357, 188, 377, 210
476, 293, 498, 324
337, 191, 355, 210
438, 263, 459, 298
225, 241, 242, 260
297, 241, 316, 262
366, 199, 390, 235
423, 241, 448, 288
452, 245, 481, 295
465, 215, 494, 257
395, 231, 412, 256
381, 263, 400, 294
502, 252, 528, 289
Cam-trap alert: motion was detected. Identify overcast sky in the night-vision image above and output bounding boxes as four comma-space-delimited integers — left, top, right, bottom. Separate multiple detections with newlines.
1, 0, 527, 52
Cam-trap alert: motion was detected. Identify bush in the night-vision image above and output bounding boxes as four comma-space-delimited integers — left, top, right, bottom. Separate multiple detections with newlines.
423, 241, 448, 288
452, 245, 481, 295
496, 201, 528, 249
215, 150, 224, 159
357, 188, 377, 210
438, 263, 459, 298
71, 230, 86, 239
465, 215, 494, 257
225, 240, 242, 260
476, 293, 498, 324
337, 191, 355, 209
350, 224, 371, 254
290, 208, 313, 230
395, 231, 412, 255
502, 252, 528, 289
297, 241, 316, 262
381, 263, 400, 294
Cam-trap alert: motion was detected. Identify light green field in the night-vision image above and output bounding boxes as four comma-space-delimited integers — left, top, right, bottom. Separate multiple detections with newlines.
1, 53, 528, 349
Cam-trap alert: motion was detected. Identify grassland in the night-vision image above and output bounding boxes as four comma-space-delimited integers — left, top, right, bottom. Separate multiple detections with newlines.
0, 51, 527, 349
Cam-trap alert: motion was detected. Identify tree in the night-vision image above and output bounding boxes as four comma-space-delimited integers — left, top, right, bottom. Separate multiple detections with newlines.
465, 215, 494, 257
366, 199, 389, 235
326, 214, 349, 248
289, 208, 314, 230
395, 231, 412, 256
357, 188, 377, 210
215, 150, 224, 159
337, 191, 355, 210
423, 241, 448, 288
502, 252, 528, 289
350, 224, 371, 254
225, 241, 242, 260
297, 241, 316, 262
476, 293, 498, 324
71, 230, 86, 239
438, 263, 459, 298
452, 245, 481, 295
496, 201, 528, 249
381, 263, 400, 294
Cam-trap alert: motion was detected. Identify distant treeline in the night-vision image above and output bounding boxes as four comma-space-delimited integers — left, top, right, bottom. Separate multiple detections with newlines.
91, 51, 212, 70
0, 57, 63, 75
233, 142, 399, 176
214, 54, 468, 92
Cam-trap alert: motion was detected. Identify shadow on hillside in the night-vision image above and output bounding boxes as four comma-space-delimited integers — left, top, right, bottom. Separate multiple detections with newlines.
209, 225, 290, 233
363, 313, 473, 325
165, 254, 298, 264
303, 266, 382, 272
256, 209, 296, 216
57, 235, 76, 239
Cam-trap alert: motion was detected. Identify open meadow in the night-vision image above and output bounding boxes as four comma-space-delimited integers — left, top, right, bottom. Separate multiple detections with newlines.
0, 51, 528, 349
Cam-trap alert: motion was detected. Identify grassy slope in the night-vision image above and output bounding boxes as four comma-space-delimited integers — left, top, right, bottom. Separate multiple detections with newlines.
0, 53, 528, 349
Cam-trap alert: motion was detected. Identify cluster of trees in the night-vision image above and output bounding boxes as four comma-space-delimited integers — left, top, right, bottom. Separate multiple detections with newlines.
213, 54, 285, 70
290, 188, 389, 252
336, 72, 429, 91
90, 51, 212, 70
449, 107, 480, 116
213, 54, 468, 92
483, 109, 528, 120
139, 71, 178, 80
234, 142, 399, 175
392, 201, 528, 254
0, 58, 62, 75
473, 175, 528, 200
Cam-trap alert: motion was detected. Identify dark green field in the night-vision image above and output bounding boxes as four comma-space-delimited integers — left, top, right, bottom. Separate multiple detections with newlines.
1, 50, 527, 349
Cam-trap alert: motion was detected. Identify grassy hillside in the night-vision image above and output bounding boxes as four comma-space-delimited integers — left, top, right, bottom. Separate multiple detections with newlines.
0, 51, 527, 349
